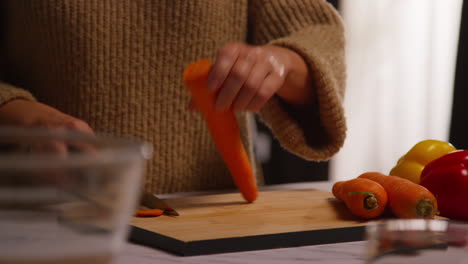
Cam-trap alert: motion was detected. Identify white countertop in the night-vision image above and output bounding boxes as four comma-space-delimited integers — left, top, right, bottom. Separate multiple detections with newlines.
116, 240, 367, 264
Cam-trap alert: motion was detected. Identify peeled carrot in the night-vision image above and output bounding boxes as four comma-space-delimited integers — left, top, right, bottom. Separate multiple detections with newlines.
183, 59, 258, 203
332, 178, 388, 219
135, 209, 164, 217
358, 172, 438, 218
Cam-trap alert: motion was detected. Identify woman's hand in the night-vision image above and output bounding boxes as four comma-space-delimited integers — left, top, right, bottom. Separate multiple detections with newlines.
0, 99, 94, 134
206, 42, 313, 112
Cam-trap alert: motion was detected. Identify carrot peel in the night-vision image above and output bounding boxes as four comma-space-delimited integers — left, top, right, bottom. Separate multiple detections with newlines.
183, 59, 258, 203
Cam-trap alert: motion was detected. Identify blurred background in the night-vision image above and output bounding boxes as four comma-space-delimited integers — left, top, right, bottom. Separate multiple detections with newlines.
257, 0, 467, 184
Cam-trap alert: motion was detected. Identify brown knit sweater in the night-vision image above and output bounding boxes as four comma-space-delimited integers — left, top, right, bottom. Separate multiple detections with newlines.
0, 0, 346, 194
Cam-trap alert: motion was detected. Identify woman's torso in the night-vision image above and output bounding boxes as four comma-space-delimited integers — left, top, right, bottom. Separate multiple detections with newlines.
2, 0, 256, 194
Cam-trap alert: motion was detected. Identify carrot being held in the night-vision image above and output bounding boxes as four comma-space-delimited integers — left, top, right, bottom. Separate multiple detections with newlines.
332, 178, 388, 219
358, 172, 438, 218
183, 59, 258, 203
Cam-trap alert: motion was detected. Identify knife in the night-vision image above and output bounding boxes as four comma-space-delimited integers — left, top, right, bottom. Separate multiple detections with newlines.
140, 192, 179, 216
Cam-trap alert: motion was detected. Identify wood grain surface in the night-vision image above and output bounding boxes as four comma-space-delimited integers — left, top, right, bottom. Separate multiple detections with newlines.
130, 189, 377, 256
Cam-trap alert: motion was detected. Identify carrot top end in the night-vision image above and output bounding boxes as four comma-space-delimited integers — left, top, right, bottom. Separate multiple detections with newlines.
183, 59, 212, 83
363, 195, 379, 211
416, 198, 438, 218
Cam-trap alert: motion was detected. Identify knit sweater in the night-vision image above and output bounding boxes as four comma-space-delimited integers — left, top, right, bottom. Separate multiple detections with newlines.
0, 0, 346, 194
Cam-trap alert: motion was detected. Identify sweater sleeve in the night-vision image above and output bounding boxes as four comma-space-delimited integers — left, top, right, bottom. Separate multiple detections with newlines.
0, 80, 36, 107
248, 0, 347, 161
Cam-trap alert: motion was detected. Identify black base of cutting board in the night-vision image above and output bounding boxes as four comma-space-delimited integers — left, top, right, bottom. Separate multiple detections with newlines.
129, 225, 366, 256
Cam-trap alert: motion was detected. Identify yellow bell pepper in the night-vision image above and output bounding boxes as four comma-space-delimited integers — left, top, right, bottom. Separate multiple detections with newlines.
389, 139, 456, 184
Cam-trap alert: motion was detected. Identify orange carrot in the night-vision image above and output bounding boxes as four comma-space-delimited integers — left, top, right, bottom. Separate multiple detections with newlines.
332, 178, 388, 219
134, 209, 164, 217
183, 59, 258, 203
358, 172, 438, 218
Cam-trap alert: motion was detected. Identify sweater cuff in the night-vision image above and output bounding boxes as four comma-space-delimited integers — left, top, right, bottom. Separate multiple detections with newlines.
0, 81, 36, 107
258, 28, 347, 161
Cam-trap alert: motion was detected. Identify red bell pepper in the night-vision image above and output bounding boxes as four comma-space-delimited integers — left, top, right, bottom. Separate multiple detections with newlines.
420, 150, 468, 220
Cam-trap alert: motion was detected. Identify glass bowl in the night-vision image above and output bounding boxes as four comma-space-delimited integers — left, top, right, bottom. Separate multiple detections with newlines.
0, 127, 152, 264
365, 219, 468, 264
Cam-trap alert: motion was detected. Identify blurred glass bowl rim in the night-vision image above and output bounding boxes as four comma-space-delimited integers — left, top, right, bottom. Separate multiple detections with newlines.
366, 218, 450, 234
0, 126, 153, 169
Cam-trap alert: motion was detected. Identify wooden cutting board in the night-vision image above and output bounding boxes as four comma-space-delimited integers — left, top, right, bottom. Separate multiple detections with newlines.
129, 189, 377, 256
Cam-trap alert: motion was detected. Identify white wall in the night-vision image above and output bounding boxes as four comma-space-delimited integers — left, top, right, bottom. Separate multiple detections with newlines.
330, 0, 463, 181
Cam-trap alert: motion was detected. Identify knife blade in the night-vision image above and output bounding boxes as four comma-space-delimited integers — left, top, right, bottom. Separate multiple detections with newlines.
140, 192, 179, 216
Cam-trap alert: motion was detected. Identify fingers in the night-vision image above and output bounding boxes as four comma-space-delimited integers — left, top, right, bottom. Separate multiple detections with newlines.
0, 100, 97, 159
208, 43, 242, 93
30, 111, 95, 155
32, 140, 68, 158
214, 52, 255, 111
246, 73, 285, 112
30, 118, 95, 156
63, 118, 95, 135
232, 61, 270, 111
58, 118, 97, 154
209, 43, 288, 112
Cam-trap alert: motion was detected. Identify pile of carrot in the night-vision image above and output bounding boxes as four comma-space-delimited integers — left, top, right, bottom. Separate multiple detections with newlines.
332, 172, 438, 219
183, 59, 258, 203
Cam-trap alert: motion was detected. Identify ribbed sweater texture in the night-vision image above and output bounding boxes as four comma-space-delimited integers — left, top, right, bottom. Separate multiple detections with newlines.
0, 0, 347, 194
